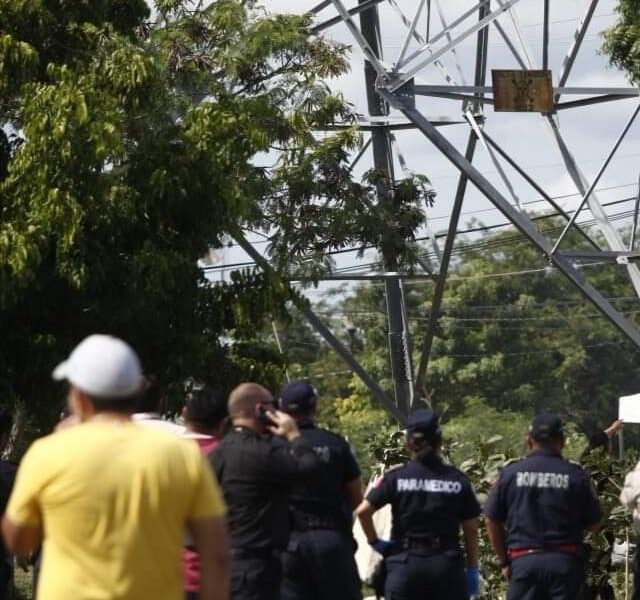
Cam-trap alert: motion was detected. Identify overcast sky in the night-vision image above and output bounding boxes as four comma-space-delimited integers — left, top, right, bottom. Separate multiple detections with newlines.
214, 0, 640, 296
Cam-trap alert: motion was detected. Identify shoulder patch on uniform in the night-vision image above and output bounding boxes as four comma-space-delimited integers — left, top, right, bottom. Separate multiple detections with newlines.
386, 463, 404, 473
502, 457, 523, 468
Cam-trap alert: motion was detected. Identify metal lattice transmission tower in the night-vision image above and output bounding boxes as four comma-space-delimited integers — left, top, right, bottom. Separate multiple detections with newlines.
241, 0, 640, 423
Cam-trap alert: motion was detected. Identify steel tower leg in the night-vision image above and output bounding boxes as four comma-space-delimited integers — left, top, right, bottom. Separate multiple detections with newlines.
415, 1, 491, 395
359, 0, 414, 416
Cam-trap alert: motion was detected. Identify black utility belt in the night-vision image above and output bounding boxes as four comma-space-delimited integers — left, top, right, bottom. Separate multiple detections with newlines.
402, 537, 457, 552
292, 514, 345, 532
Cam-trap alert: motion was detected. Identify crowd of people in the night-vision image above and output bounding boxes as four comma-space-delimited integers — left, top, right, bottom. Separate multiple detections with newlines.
1, 333, 640, 600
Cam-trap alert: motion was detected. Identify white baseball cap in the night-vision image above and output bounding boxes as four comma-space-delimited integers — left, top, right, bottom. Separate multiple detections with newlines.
52, 334, 145, 399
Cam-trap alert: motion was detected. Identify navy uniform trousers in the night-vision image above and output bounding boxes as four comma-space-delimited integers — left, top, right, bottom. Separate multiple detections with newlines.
633, 549, 640, 600
384, 549, 468, 600
507, 552, 584, 600
281, 530, 361, 600
231, 551, 281, 600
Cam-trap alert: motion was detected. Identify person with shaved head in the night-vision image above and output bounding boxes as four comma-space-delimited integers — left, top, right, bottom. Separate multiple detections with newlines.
211, 383, 320, 600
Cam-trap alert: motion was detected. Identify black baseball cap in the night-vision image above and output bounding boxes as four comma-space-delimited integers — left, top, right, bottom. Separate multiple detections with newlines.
278, 381, 317, 414
529, 412, 564, 441
406, 409, 441, 440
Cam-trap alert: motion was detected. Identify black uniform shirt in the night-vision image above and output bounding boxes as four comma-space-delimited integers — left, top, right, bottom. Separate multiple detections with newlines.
0, 460, 17, 514
367, 455, 481, 547
287, 422, 360, 528
211, 426, 320, 551
484, 448, 602, 549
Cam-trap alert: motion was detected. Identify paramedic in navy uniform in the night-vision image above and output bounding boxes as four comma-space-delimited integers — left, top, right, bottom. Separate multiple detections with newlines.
355, 409, 481, 600
484, 412, 602, 600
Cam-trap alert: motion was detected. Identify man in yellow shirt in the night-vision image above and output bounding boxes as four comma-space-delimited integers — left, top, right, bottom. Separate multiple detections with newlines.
2, 334, 229, 600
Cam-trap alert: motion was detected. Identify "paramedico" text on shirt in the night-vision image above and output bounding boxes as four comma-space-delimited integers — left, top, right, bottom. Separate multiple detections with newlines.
516, 471, 569, 489
396, 478, 462, 493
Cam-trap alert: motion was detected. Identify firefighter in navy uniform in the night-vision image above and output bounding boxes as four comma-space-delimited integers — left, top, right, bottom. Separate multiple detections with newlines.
355, 409, 481, 600
484, 412, 602, 600
277, 381, 363, 600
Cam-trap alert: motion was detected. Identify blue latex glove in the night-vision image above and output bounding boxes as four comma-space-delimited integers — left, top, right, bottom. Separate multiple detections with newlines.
369, 538, 394, 556
466, 565, 480, 597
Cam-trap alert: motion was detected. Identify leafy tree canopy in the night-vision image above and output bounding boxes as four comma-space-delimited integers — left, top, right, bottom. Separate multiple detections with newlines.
0, 0, 432, 430
603, 0, 640, 82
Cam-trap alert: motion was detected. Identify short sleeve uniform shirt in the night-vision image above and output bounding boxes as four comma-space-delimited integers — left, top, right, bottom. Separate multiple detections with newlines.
484, 448, 601, 549
287, 423, 360, 526
367, 456, 480, 547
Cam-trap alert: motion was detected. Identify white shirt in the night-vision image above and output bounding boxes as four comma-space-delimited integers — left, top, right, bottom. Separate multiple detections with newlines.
131, 413, 186, 435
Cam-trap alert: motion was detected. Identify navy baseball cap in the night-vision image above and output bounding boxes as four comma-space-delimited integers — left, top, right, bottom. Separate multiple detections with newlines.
529, 412, 564, 441
278, 381, 317, 413
406, 409, 441, 440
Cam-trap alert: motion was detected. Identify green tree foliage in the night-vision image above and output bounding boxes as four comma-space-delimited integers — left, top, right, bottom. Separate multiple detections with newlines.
580, 445, 637, 595
443, 397, 529, 464
603, 0, 640, 82
0, 0, 432, 427
299, 220, 640, 436
325, 386, 395, 481
422, 225, 640, 430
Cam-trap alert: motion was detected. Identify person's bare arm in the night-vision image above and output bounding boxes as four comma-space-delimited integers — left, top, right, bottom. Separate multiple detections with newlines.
461, 518, 479, 567
2, 516, 41, 556
604, 420, 623, 438
188, 515, 230, 600
345, 478, 364, 512
485, 517, 509, 579
355, 499, 378, 543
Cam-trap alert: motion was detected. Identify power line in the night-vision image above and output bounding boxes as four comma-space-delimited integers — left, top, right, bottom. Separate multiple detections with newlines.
427, 182, 638, 223
318, 305, 640, 323
209, 185, 637, 257
426, 152, 640, 183
325, 200, 639, 275
316, 294, 640, 315
433, 308, 640, 322
520, 12, 616, 28
203, 193, 639, 273
379, 12, 617, 42
443, 296, 640, 311
208, 180, 640, 259
383, 35, 604, 51
440, 341, 622, 359
288, 339, 624, 360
